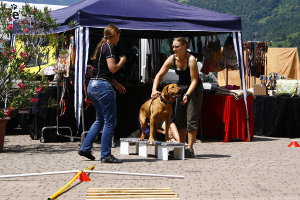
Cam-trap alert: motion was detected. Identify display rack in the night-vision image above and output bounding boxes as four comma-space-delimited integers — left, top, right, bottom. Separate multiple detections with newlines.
40, 74, 80, 143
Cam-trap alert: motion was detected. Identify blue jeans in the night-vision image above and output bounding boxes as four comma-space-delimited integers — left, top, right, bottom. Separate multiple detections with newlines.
80, 80, 117, 158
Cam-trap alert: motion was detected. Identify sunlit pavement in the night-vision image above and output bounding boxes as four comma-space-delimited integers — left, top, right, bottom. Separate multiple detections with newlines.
0, 133, 299, 200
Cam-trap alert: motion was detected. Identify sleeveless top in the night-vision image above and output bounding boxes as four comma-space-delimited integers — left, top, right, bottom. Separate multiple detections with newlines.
173, 54, 192, 86
173, 54, 201, 86
92, 42, 116, 82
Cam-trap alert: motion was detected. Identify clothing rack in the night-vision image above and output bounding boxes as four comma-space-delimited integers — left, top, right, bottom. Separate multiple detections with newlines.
40, 74, 80, 143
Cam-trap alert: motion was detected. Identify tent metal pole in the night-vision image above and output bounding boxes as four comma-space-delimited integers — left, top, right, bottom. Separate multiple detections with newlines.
84, 170, 184, 179
226, 67, 229, 85
0, 170, 79, 179
81, 103, 85, 132
233, 32, 251, 142
0, 169, 183, 179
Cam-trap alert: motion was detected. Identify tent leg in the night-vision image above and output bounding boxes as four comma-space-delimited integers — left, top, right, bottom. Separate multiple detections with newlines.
226, 67, 228, 86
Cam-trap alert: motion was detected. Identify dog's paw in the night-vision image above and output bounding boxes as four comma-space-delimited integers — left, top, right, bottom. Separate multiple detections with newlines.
139, 134, 145, 141
148, 138, 155, 144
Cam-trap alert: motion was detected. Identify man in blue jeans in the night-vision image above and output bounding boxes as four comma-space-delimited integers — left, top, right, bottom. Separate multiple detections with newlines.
78, 24, 126, 163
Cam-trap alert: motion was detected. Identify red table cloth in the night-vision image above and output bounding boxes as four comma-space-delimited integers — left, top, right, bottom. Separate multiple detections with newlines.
200, 94, 254, 142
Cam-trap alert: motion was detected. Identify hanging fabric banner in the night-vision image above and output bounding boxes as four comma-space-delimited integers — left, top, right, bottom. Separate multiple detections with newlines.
74, 26, 90, 128
233, 31, 250, 141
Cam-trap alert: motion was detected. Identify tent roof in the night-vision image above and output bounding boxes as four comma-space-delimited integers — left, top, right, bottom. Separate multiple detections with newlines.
51, 0, 242, 33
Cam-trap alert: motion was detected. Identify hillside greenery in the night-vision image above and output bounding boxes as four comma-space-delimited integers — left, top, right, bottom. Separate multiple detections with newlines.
177, 0, 300, 50
5, 0, 299, 50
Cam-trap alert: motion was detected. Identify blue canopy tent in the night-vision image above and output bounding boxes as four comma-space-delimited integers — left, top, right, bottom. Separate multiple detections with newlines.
50, 0, 249, 140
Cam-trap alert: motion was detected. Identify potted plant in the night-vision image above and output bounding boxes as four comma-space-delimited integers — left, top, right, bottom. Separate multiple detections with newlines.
0, 2, 64, 148
0, 107, 13, 151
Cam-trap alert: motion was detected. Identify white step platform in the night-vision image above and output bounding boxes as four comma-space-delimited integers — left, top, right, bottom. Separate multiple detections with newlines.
120, 138, 185, 161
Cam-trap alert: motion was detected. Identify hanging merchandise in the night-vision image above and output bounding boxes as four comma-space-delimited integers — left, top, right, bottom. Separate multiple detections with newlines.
201, 34, 222, 75
197, 35, 204, 62
69, 35, 76, 70
59, 77, 69, 116
188, 36, 196, 54
64, 35, 75, 78
243, 42, 251, 77
55, 49, 70, 75
211, 34, 222, 71
220, 34, 238, 70
201, 36, 210, 74
243, 41, 268, 78
54, 34, 75, 77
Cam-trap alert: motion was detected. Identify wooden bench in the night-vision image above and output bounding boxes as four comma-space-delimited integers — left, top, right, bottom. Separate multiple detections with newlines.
86, 188, 180, 199
120, 138, 185, 161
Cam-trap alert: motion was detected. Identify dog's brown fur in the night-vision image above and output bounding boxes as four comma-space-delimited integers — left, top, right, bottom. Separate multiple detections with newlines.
139, 84, 181, 144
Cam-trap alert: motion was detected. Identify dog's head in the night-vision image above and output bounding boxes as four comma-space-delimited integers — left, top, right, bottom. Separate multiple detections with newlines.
161, 84, 181, 103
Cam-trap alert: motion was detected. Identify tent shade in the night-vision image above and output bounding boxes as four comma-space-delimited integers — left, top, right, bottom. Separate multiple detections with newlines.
49, 0, 247, 136
51, 0, 241, 33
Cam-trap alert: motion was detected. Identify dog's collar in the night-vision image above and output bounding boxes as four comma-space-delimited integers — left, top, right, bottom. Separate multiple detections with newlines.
160, 95, 172, 104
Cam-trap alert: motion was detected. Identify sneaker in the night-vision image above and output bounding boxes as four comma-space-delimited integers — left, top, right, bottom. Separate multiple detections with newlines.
78, 150, 95, 160
101, 155, 123, 163
185, 148, 195, 158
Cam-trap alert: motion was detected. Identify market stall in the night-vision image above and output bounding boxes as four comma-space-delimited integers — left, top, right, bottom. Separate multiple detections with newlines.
217, 47, 300, 87
217, 47, 300, 138
48, 0, 248, 140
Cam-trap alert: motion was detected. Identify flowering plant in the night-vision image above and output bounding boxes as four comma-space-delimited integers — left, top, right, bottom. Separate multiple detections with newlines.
0, 107, 14, 119
0, 3, 62, 111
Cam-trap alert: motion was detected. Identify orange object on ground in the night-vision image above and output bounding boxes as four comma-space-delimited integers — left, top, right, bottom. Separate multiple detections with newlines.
288, 141, 300, 147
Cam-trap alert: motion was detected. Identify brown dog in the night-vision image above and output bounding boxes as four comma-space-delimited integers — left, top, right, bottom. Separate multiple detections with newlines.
139, 84, 181, 144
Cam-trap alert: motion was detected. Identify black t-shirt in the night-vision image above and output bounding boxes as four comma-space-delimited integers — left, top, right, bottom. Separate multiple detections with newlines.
92, 42, 116, 82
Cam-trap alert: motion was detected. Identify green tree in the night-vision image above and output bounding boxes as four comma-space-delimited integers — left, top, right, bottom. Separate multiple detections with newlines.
0, 2, 62, 114
176, 0, 300, 51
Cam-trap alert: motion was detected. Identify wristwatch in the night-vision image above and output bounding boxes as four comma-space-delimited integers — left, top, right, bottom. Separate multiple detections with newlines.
183, 93, 189, 98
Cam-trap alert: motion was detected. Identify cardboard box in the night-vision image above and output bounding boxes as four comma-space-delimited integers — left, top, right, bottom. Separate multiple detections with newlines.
253, 84, 267, 95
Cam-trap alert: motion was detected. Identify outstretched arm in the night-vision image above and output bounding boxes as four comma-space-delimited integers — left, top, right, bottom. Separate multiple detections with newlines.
151, 55, 173, 99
